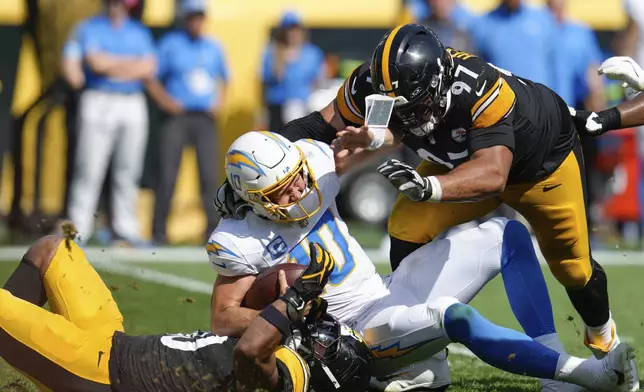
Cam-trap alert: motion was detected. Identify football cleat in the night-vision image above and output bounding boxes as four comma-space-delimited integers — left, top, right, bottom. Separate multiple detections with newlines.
579, 343, 639, 392
370, 350, 451, 391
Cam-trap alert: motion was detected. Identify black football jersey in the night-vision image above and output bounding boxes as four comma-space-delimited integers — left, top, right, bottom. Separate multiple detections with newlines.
335, 49, 575, 184
109, 331, 310, 392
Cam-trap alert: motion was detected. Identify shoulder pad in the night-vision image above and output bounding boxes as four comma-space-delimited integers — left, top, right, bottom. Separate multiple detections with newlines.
335, 61, 371, 126
449, 55, 517, 129
296, 139, 333, 161
206, 232, 255, 277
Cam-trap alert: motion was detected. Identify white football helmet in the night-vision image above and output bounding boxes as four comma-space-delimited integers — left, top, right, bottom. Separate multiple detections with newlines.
224, 131, 322, 225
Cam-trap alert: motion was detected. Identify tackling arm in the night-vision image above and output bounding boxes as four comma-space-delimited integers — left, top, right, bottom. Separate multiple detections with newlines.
433, 145, 513, 200
233, 299, 287, 391
210, 274, 259, 337
617, 93, 644, 127
234, 243, 336, 392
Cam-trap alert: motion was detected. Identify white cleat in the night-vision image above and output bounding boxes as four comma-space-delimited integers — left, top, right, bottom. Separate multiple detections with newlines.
581, 343, 639, 392
369, 350, 451, 391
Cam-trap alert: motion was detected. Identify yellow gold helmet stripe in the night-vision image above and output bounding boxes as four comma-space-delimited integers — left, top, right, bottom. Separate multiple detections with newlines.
382, 25, 404, 98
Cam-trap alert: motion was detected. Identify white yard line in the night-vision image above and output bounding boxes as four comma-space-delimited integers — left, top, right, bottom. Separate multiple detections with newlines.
91, 260, 213, 294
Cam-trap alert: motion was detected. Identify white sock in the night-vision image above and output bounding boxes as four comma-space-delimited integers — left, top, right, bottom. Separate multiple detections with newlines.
555, 354, 595, 388
586, 314, 614, 348
535, 333, 566, 354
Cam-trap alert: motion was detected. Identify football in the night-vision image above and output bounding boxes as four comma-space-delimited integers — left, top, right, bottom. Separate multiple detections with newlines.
243, 263, 306, 310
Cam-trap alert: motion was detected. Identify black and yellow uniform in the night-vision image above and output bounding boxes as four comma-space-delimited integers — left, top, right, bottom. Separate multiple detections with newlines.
0, 240, 309, 392
335, 48, 609, 331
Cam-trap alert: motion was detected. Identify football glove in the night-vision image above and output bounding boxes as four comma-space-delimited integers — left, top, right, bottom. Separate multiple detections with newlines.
598, 56, 644, 91
378, 159, 432, 202
213, 179, 251, 220
569, 106, 621, 136
281, 243, 335, 321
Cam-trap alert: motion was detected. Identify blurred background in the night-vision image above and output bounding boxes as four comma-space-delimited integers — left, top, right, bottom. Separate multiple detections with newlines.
0, 0, 641, 251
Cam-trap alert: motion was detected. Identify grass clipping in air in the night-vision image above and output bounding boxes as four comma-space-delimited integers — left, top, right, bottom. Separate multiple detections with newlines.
60, 221, 78, 251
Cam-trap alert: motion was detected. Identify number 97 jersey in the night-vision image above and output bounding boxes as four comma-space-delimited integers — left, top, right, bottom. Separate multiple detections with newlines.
336, 49, 575, 185
207, 139, 387, 325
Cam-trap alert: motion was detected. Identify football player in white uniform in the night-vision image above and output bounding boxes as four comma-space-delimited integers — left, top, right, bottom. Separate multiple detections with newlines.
209, 131, 638, 392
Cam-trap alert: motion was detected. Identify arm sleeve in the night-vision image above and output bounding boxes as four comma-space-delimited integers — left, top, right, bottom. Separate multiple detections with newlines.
278, 111, 338, 145
467, 115, 515, 154
467, 65, 517, 153
334, 62, 370, 126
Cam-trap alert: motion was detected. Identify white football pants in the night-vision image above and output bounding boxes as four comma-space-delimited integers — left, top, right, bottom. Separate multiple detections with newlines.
355, 217, 508, 390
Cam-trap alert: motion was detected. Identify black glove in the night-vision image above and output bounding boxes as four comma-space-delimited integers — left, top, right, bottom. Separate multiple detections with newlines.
569, 106, 621, 137
305, 297, 329, 325
281, 243, 335, 321
378, 159, 433, 202
213, 179, 251, 220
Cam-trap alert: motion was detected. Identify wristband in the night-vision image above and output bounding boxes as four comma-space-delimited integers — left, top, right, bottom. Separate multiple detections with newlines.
259, 304, 293, 340
426, 176, 443, 202
600, 107, 622, 132
279, 288, 306, 322
366, 126, 386, 151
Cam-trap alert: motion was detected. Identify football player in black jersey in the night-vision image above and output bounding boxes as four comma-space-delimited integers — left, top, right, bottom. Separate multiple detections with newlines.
0, 232, 371, 392
224, 23, 618, 360
328, 23, 619, 358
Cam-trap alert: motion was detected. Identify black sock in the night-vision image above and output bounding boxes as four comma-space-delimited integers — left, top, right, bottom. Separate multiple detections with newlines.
3, 257, 47, 306
566, 259, 610, 327
389, 236, 424, 271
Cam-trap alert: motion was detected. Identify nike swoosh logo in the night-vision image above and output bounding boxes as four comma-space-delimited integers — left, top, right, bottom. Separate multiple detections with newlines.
475, 81, 487, 97
97, 351, 104, 368
543, 184, 561, 192
212, 261, 227, 268
351, 77, 358, 95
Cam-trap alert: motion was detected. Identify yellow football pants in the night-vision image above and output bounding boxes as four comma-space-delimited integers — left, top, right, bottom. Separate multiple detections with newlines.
0, 240, 123, 391
389, 142, 592, 288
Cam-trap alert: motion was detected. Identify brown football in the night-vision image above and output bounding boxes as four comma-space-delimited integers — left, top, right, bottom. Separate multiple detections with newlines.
243, 263, 306, 310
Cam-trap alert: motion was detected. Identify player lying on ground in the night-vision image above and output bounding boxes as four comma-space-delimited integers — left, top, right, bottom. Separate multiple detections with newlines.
0, 231, 372, 391
220, 24, 622, 364
210, 131, 639, 392
571, 56, 644, 133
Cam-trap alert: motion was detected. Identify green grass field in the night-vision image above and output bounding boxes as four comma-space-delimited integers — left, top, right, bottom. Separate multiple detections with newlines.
0, 260, 642, 392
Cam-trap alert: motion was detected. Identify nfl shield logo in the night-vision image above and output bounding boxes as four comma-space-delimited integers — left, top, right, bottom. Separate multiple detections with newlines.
451, 128, 467, 143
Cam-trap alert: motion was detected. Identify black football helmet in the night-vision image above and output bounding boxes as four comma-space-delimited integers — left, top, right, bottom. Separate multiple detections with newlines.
370, 24, 454, 137
298, 314, 372, 392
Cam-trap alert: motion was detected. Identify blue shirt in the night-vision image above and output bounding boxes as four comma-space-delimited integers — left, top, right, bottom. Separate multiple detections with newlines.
551, 21, 602, 106
470, 5, 557, 87
157, 30, 229, 111
261, 43, 324, 105
407, 0, 475, 32
63, 15, 155, 94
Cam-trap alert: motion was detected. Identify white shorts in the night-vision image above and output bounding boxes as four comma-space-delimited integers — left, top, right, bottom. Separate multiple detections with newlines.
355, 217, 507, 375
